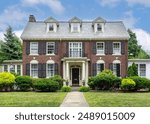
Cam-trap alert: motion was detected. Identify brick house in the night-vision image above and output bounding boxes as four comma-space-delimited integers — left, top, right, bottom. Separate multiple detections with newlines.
21, 15, 129, 86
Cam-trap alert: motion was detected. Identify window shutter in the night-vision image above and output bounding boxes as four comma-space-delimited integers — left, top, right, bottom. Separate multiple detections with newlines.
105, 41, 108, 55
55, 42, 58, 55
38, 42, 43, 55
92, 42, 96, 54
109, 42, 113, 54
42, 63, 46, 78
38, 63, 42, 78
55, 63, 59, 75
26, 42, 30, 55
121, 41, 125, 54
26, 63, 30, 76
116, 64, 120, 77
82, 42, 85, 57
92, 63, 97, 76
109, 63, 113, 71
100, 64, 104, 72
43, 42, 46, 55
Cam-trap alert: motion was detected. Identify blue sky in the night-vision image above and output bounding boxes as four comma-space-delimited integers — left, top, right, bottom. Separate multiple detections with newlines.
0, 0, 150, 51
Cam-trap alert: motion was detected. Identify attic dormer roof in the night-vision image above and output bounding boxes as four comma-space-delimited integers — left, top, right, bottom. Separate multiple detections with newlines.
44, 17, 59, 25
92, 17, 106, 24
69, 17, 82, 23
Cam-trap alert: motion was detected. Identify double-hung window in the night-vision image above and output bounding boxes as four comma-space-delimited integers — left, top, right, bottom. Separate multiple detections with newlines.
140, 64, 146, 77
47, 64, 55, 77
30, 42, 38, 54
113, 42, 121, 54
96, 42, 104, 54
31, 64, 38, 78
17, 65, 21, 75
97, 63, 104, 74
47, 42, 55, 54
113, 63, 120, 77
49, 24, 54, 31
4, 65, 8, 72
10, 65, 15, 73
69, 42, 82, 57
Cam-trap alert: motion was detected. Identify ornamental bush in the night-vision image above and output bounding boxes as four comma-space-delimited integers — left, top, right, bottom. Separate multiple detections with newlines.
61, 86, 72, 92
33, 78, 59, 92
121, 78, 136, 91
88, 77, 96, 90
129, 76, 150, 91
0, 72, 15, 91
15, 76, 32, 91
79, 86, 90, 92
89, 70, 121, 90
50, 75, 64, 89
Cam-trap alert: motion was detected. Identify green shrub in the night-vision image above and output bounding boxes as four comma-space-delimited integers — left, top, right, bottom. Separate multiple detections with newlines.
90, 70, 121, 90
121, 78, 136, 91
128, 63, 138, 77
33, 78, 59, 92
50, 75, 64, 89
0, 72, 15, 91
79, 86, 90, 92
88, 77, 96, 90
15, 76, 32, 91
129, 76, 150, 90
61, 86, 72, 92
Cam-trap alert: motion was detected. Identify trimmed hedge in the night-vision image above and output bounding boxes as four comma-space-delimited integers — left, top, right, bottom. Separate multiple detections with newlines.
121, 78, 136, 91
129, 76, 150, 90
15, 76, 32, 91
88, 70, 121, 90
33, 78, 59, 92
61, 86, 72, 92
79, 86, 90, 92
50, 75, 64, 89
0, 72, 15, 91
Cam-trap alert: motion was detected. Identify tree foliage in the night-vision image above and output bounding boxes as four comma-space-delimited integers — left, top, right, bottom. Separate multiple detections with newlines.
0, 26, 22, 62
128, 63, 138, 77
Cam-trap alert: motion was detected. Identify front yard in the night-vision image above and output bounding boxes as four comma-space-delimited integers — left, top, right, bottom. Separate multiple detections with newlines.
0, 92, 67, 107
84, 92, 150, 107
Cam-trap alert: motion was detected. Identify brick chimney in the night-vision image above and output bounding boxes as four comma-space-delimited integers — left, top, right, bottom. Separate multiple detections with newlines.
29, 15, 36, 22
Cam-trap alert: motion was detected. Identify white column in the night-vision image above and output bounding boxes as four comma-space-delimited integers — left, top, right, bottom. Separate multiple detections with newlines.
85, 61, 89, 86
63, 61, 66, 86
82, 61, 85, 82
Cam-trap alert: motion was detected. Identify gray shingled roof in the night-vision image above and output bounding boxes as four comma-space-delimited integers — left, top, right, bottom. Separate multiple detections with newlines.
21, 18, 129, 40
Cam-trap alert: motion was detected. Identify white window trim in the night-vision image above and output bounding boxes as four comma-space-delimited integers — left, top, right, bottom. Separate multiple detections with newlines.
69, 42, 82, 57
113, 42, 121, 55
30, 60, 38, 78
96, 61, 105, 75
71, 23, 80, 33
46, 42, 55, 55
94, 23, 104, 33
139, 64, 146, 77
96, 42, 105, 55
30, 42, 38, 55
46, 60, 55, 78
47, 23, 57, 32
113, 60, 121, 77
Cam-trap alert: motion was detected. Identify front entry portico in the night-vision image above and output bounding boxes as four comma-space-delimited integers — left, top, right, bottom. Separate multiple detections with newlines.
62, 58, 89, 86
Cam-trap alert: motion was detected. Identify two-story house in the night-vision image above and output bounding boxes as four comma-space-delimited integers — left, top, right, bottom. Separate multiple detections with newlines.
21, 15, 129, 86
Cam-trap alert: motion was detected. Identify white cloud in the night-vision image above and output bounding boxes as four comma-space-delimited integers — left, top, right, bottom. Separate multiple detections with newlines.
98, 0, 120, 7
122, 10, 137, 28
0, 5, 27, 31
133, 29, 150, 52
22, 0, 65, 14
127, 0, 150, 7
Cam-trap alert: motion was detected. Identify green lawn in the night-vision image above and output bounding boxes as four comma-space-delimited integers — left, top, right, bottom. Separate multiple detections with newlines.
84, 92, 150, 107
0, 92, 67, 107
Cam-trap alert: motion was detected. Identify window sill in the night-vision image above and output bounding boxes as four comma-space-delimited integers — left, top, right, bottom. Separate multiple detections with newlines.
112, 53, 121, 56
29, 54, 39, 56
46, 54, 56, 56
96, 54, 105, 56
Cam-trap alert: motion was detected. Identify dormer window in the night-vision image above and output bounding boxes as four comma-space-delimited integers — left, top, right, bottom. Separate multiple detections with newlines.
49, 24, 54, 31
97, 24, 102, 31
71, 23, 80, 32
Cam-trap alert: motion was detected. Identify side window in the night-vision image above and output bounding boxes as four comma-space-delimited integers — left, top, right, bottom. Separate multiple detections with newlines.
30, 42, 38, 54
47, 42, 55, 54
96, 42, 104, 54
113, 42, 121, 54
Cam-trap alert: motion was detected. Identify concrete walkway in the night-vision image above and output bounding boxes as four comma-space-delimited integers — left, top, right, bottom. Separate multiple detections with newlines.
60, 91, 89, 107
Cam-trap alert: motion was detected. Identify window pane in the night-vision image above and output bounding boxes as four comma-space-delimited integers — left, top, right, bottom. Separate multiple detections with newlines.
47, 64, 54, 77
113, 63, 120, 77
113, 43, 121, 54
97, 63, 104, 74
30, 42, 38, 54
69, 42, 82, 57
31, 64, 38, 77
97, 42, 104, 54
140, 64, 146, 77
97, 24, 102, 31
17, 65, 21, 75
49, 24, 54, 31
10, 65, 15, 73
4, 65, 8, 72
47, 42, 55, 54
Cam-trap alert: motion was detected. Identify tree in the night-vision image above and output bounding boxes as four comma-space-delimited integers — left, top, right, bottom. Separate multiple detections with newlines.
0, 26, 22, 62
128, 29, 141, 58
128, 63, 138, 77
